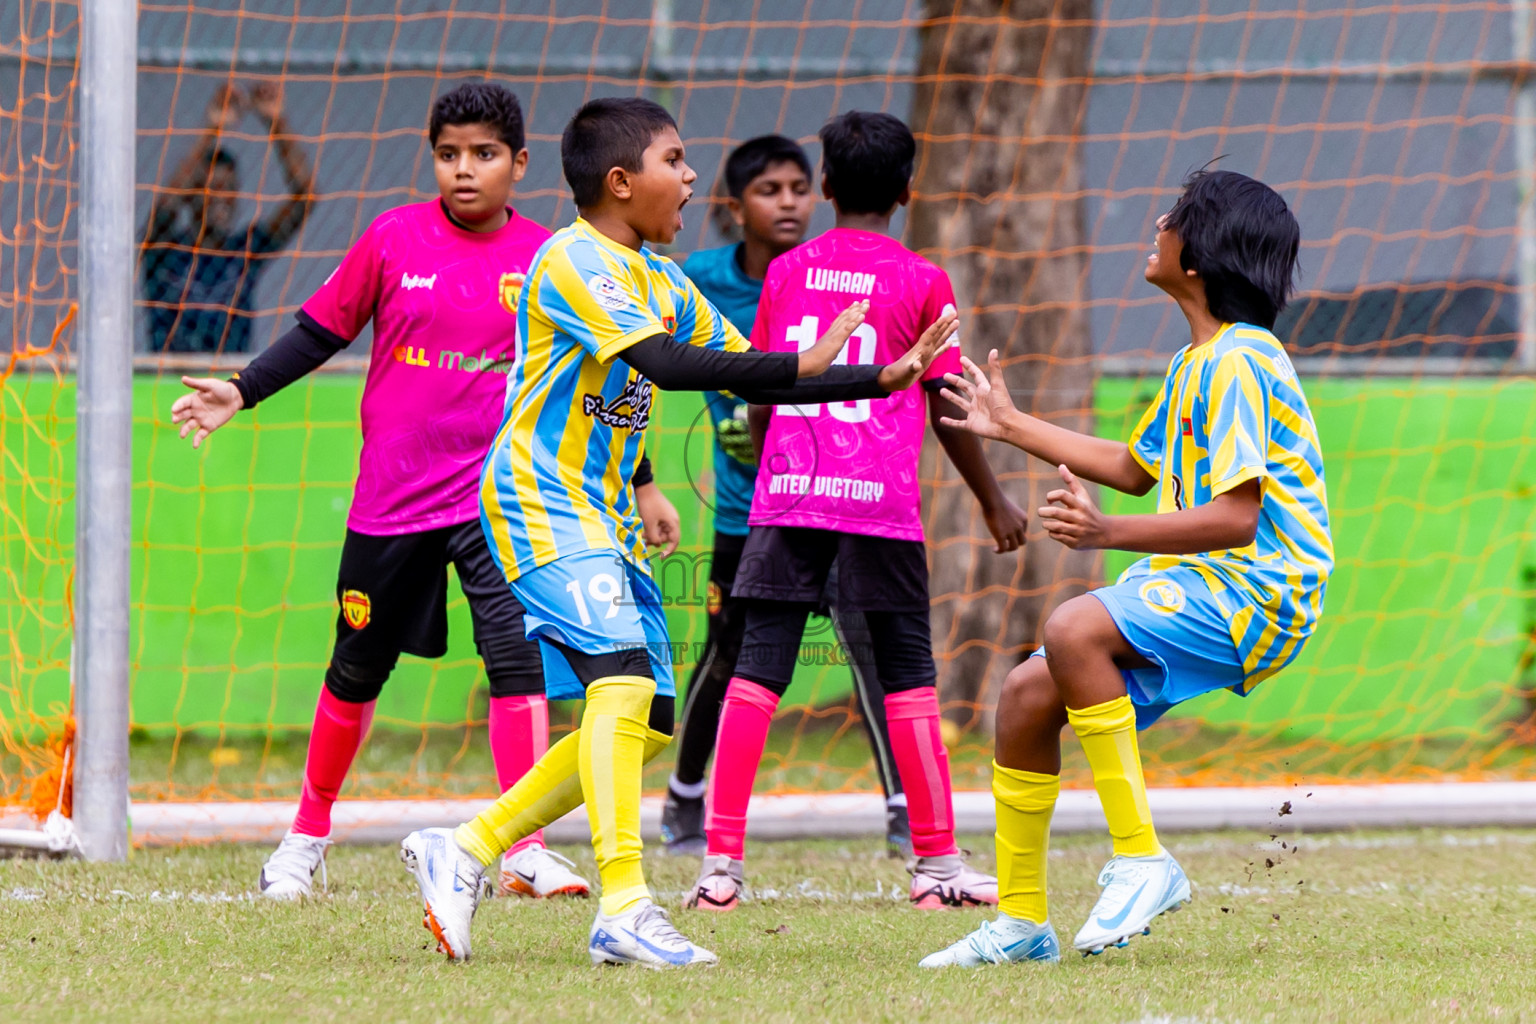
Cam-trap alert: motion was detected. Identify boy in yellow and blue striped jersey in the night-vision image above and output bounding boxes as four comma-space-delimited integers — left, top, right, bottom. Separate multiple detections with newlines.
922, 169, 1331, 967
399, 97, 959, 968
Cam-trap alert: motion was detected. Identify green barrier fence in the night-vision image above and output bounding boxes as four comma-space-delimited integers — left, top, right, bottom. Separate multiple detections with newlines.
3, 369, 1534, 790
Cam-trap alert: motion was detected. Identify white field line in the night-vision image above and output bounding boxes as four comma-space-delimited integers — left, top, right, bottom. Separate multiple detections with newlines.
3, 781, 1536, 847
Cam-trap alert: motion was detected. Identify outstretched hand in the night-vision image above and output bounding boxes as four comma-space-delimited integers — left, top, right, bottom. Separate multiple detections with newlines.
875, 310, 959, 392
1038, 464, 1112, 550
170, 376, 244, 449
938, 350, 1019, 442
795, 300, 868, 378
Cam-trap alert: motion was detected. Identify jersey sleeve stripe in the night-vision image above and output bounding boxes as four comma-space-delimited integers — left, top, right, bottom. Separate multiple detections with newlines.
1210, 463, 1268, 497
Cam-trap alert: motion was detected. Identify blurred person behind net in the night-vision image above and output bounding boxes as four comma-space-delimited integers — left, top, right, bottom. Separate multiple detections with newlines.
141, 82, 315, 354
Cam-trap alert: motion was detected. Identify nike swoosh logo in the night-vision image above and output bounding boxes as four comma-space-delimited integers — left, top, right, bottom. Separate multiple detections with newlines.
1096, 880, 1149, 931
625, 929, 694, 965
1001, 935, 1056, 958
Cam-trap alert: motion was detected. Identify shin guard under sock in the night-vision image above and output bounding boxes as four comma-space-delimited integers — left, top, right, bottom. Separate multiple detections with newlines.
291, 686, 375, 838
1068, 695, 1162, 859
579, 675, 658, 916
883, 688, 960, 858
992, 761, 1059, 923
702, 678, 780, 861
488, 694, 550, 855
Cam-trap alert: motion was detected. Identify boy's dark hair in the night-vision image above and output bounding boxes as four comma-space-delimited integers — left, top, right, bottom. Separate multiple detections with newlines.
208, 147, 237, 174
723, 135, 812, 199
561, 97, 678, 208
429, 82, 526, 152
817, 111, 915, 215
1164, 169, 1300, 330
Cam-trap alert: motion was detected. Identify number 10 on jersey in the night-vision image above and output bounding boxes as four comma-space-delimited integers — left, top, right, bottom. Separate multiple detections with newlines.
785, 315, 875, 423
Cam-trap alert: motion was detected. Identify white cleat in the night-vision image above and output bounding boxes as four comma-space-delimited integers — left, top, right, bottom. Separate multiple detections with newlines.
908, 854, 999, 909
1072, 851, 1191, 955
499, 845, 591, 899
400, 828, 486, 961
683, 854, 745, 912
919, 915, 1062, 967
258, 831, 331, 900
589, 899, 719, 969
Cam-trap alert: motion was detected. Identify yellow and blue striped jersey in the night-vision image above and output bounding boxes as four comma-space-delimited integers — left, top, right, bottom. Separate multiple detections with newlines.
1123, 322, 1333, 687
480, 218, 750, 581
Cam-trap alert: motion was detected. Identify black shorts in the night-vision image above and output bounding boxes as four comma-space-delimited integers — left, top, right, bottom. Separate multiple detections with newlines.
708, 530, 748, 609
333, 520, 535, 663
730, 525, 929, 613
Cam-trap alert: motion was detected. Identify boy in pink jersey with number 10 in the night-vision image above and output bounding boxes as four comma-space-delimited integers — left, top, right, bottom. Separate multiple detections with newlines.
171, 84, 677, 902
686, 111, 1030, 912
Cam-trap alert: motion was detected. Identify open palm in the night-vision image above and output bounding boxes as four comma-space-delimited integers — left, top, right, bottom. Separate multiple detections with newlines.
938, 350, 1018, 441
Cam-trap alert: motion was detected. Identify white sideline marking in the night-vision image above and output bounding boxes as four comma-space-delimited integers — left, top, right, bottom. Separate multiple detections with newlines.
3, 781, 1536, 846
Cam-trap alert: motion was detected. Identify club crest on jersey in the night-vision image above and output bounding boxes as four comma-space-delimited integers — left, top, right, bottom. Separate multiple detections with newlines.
586, 273, 630, 311
582, 376, 653, 432
498, 272, 526, 316
1138, 578, 1186, 616
341, 589, 371, 629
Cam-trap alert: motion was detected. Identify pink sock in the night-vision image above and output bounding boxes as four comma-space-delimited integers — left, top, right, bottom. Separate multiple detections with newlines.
884, 688, 960, 858
704, 678, 780, 860
291, 686, 376, 838
489, 694, 550, 855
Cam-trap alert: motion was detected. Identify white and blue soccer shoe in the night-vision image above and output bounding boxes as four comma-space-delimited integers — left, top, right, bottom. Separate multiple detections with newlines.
400, 827, 487, 961
919, 915, 1062, 967
1073, 851, 1190, 954
589, 899, 719, 969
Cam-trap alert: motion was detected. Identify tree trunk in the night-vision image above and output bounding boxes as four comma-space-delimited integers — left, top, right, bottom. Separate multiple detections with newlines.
909, 0, 1099, 733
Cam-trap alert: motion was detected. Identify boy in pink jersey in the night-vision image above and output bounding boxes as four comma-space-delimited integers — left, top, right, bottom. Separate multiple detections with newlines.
687, 111, 1029, 912
171, 84, 678, 901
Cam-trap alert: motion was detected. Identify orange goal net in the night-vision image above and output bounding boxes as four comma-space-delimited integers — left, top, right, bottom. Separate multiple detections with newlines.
4, 2, 1535, 830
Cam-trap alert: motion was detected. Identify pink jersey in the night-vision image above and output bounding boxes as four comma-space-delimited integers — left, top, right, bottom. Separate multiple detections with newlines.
301, 201, 550, 535
747, 228, 962, 541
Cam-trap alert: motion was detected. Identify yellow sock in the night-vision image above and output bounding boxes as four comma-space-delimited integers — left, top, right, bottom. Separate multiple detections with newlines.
456, 729, 581, 867
580, 675, 657, 916
992, 762, 1059, 924
1068, 696, 1162, 858
454, 720, 673, 869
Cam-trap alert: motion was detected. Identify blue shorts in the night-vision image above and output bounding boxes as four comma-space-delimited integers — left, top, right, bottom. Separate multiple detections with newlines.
510, 550, 676, 702
1032, 565, 1248, 729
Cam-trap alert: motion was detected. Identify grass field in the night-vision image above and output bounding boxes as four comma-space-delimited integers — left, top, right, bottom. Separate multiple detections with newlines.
4, 828, 1536, 1023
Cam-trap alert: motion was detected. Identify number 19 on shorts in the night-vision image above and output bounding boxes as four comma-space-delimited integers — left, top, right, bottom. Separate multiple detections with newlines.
565, 572, 624, 626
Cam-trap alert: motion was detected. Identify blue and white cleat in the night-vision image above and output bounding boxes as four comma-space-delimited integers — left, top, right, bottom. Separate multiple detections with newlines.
918, 915, 1061, 967
400, 827, 486, 961
1072, 851, 1190, 955
589, 899, 719, 969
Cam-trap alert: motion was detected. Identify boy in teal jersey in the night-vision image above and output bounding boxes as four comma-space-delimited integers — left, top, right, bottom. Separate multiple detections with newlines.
663, 135, 912, 856
399, 97, 959, 968
922, 170, 1332, 967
